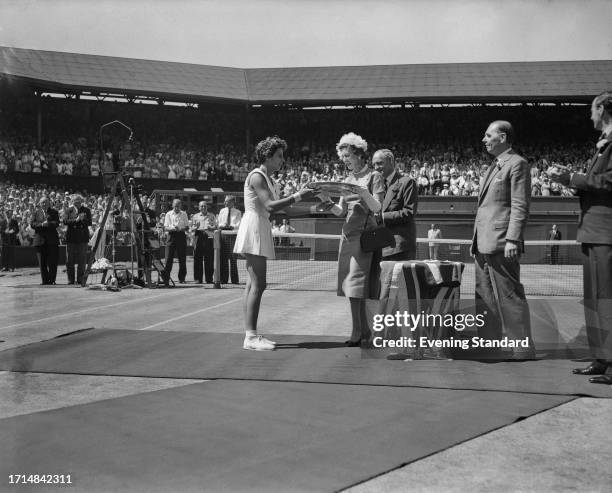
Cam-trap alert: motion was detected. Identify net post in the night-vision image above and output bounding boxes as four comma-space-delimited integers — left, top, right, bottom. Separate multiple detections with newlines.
213, 229, 221, 289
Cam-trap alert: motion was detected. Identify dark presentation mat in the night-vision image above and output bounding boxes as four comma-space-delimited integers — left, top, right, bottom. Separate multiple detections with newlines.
0, 380, 570, 493
0, 329, 610, 397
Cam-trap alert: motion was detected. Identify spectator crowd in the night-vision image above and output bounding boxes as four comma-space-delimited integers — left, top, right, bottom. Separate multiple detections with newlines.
0, 135, 592, 199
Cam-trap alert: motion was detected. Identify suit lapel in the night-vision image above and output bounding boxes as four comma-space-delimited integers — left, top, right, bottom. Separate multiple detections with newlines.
586, 135, 610, 173
383, 171, 399, 210
586, 142, 608, 174
478, 163, 499, 204
478, 151, 513, 204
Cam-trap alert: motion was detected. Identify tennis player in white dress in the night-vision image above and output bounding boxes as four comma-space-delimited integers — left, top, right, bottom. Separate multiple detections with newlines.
234, 136, 318, 351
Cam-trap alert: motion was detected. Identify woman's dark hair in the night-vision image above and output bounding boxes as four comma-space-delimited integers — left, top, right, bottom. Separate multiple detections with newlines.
254, 136, 287, 164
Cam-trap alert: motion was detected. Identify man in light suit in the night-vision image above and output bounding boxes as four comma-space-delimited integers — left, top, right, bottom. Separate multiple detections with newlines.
373, 149, 417, 261
471, 120, 535, 360
548, 91, 612, 383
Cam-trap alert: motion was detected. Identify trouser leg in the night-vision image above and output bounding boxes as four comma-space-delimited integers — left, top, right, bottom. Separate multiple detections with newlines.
36, 245, 48, 284
66, 243, 76, 283
485, 252, 532, 346
47, 244, 59, 283
164, 242, 176, 281
583, 244, 612, 361
474, 253, 503, 341
176, 236, 187, 282
203, 237, 214, 283
193, 236, 203, 282
76, 243, 88, 284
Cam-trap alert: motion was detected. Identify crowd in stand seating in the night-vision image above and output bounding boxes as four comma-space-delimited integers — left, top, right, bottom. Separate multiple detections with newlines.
0, 134, 593, 199
0, 182, 113, 247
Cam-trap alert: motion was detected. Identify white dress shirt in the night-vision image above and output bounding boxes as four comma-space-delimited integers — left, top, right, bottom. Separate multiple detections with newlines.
217, 207, 242, 230
164, 209, 189, 232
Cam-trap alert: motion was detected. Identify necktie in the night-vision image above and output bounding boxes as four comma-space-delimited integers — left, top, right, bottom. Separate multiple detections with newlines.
225, 208, 231, 228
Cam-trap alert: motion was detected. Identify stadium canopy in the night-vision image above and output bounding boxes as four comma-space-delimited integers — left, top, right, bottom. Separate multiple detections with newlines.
1, 46, 611, 106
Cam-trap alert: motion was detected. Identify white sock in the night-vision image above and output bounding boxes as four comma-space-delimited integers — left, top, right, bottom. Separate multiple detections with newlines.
245, 330, 257, 338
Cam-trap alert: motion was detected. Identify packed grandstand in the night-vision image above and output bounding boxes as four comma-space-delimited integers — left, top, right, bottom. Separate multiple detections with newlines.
1, 47, 610, 238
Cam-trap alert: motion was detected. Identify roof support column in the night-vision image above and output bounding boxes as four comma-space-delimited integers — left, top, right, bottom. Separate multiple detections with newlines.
245, 103, 251, 155
36, 91, 42, 148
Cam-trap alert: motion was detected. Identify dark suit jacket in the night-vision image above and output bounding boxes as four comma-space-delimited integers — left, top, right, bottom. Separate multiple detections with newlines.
381, 171, 417, 258
1, 218, 19, 245
471, 148, 531, 255
548, 230, 561, 241
32, 207, 60, 247
64, 206, 92, 244
570, 137, 612, 244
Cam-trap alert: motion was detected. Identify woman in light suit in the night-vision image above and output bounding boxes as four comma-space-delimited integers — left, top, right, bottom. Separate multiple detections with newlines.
321, 133, 385, 345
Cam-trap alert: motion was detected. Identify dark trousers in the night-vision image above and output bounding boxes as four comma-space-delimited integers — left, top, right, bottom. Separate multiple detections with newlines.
164, 233, 187, 283
221, 235, 239, 284
474, 252, 533, 351
582, 243, 612, 361
36, 243, 59, 284
193, 232, 214, 283
1, 242, 16, 270
550, 246, 559, 265
66, 242, 89, 284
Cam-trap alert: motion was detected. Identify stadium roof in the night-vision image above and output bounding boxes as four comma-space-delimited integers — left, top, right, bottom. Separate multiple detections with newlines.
1, 46, 611, 105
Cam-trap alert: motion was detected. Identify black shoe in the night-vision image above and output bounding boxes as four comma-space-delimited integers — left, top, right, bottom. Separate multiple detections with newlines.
344, 339, 361, 347
573, 360, 609, 375
589, 375, 612, 384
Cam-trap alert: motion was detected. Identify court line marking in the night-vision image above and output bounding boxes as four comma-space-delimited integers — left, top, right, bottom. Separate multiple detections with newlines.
138, 266, 332, 331
138, 297, 243, 330
0, 290, 187, 331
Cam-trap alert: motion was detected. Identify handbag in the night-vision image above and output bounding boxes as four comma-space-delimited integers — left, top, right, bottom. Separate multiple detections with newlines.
360, 213, 395, 253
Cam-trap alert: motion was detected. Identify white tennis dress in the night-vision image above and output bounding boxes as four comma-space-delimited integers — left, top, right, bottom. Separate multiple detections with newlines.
233, 168, 278, 259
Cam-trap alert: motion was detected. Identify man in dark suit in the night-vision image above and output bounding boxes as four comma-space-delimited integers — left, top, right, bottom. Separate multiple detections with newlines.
1, 209, 19, 271
64, 194, 92, 285
372, 149, 417, 260
548, 91, 612, 383
471, 120, 534, 360
31, 196, 60, 285
547, 224, 561, 264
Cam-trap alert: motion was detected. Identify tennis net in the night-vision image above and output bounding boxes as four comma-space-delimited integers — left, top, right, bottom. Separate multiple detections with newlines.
218, 231, 582, 297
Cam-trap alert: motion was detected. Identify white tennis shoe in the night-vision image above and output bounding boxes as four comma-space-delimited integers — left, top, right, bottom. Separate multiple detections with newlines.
243, 335, 276, 351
